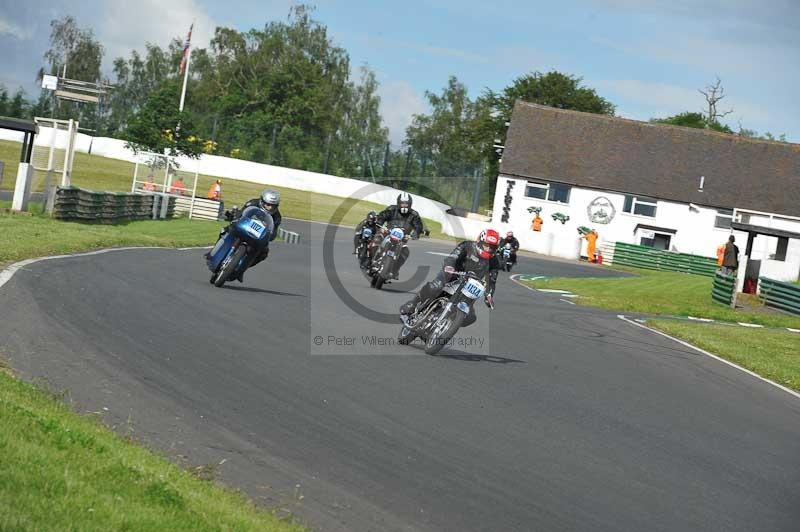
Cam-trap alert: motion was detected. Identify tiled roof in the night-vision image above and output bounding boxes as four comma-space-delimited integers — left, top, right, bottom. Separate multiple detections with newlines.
500, 101, 800, 217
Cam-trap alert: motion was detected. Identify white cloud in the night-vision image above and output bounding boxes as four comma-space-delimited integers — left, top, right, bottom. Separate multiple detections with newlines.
377, 80, 427, 147
0, 15, 31, 40
98, 0, 216, 63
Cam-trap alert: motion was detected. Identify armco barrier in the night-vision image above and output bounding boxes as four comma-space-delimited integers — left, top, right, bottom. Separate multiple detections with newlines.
278, 228, 300, 244
759, 277, 800, 315
712, 272, 737, 308
611, 242, 718, 276
53, 187, 174, 222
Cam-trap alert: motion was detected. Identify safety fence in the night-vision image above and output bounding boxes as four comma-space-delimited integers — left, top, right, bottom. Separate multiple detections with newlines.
759, 277, 800, 316
603, 242, 718, 277
53, 187, 175, 222
711, 272, 737, 308
173, 196, 224, 221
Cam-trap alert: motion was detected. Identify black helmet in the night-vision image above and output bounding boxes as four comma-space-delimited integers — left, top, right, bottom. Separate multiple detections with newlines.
367, 211, 377, 224
397, 192, 412, 215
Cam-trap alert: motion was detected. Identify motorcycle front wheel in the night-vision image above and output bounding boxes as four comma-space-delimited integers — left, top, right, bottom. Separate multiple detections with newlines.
424, 310, 465, 355
398, 325, 417, 345
215, 245, 247, 287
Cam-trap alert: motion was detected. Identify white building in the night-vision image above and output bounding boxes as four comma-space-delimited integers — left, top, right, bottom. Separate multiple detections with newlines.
492, 102, 800, 282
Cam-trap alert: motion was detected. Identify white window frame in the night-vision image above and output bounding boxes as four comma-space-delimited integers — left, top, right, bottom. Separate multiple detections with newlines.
623, 195, 658, 218
524, 181, 571, 205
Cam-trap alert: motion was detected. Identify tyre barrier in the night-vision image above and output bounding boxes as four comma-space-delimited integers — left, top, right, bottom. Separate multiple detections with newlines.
53, 187, 175, 222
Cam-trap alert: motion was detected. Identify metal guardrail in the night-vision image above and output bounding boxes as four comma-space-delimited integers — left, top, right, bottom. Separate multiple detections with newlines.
712, 272, 737, 308
278, 228, 300, 244
611, 242, 718, 277
53, 187, 175, 222
759, 277, 800, 315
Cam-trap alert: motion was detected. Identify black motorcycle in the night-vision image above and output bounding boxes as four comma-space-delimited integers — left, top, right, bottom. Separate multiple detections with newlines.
356, 225, 376, 270
501, 242, 514, 272
398, 271, 492, 355
368, 226, 407, 290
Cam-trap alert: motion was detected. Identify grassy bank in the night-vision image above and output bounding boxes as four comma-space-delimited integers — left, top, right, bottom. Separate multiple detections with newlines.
0, 370, 305, 531
523, 267, 800, 329
0, 204, 223, 266
0, 139, 453, 240
649, 320, 800, 392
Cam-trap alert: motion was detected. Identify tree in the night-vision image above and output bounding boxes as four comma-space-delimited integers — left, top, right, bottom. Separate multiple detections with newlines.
8, 88, 28, 118
651, 111, 733, 133
39, 15, 104, 128
699, 77, 732, 124
124, 81, 203, 158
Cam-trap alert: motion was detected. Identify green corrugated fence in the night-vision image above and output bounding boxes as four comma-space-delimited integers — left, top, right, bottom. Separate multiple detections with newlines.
612, 242, 718, 277
759, 277, 800, 316
53, 187, 175, 222
712, 273, 737, 307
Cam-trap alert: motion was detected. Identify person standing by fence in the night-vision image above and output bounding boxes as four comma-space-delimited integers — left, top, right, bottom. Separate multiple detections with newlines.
720, 235, 739, 276
207, 179, 222, 201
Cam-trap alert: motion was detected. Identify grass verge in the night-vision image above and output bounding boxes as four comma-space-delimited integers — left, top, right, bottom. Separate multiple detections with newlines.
523, 266, 800, 329
649, 320, 800, 393
0, 371, 305, 531
0, 139, 454, 241
0, 203, 224, 266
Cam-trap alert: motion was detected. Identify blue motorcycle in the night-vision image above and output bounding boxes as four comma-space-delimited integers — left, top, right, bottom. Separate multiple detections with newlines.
206, 206, 274, 287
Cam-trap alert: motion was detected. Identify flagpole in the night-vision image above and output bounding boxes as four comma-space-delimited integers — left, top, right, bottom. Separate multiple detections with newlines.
178, 21, 194, 113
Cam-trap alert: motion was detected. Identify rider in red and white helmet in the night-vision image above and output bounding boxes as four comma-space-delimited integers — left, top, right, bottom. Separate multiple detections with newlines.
400, 228, 501, 324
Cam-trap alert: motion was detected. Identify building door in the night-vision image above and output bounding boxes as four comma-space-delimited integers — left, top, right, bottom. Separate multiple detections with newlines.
640, 232, 671, 250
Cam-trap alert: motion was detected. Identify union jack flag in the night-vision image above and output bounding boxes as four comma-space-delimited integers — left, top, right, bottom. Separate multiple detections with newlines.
179, 23, 193, 75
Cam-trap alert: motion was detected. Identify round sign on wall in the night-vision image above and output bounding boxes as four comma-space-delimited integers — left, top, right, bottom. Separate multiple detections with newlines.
587, 196, 616, 224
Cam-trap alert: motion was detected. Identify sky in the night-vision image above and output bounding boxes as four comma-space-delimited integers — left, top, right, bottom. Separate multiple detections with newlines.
1, 0, 798, 145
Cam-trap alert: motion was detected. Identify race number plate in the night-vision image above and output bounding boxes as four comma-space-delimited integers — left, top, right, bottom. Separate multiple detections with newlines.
245, 219, 266, 239
461, 278, 485, 299
386, 250, 396, 258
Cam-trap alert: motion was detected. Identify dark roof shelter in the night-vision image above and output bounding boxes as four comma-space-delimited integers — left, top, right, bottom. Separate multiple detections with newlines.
0, 117, 38, 164
500, 102, 800, 218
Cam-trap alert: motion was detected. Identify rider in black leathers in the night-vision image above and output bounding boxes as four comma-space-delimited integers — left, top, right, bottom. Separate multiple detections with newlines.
499, 231, 520, 265
400, 229, 501, 327
354, 211, 379, 254
375, 192, 423, 278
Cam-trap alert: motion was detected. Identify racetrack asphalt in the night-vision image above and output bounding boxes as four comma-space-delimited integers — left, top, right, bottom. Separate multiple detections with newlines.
1, 219, 799, 532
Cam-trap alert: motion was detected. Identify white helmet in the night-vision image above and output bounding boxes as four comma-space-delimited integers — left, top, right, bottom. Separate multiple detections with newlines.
260, 189, 280, 211
397, 192, 412, 215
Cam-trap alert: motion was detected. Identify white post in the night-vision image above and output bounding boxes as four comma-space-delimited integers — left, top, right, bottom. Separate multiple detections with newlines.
132, 160, 139, 192
12, 163, 33, 211
188, 168, 199, 219
60, 119, 74, 187
46, 121, 56, 172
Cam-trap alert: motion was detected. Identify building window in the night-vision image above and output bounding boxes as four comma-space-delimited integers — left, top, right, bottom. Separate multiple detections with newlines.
525, 181, 571, 204
623, 195, 657, 217
714, 208, 733, 229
